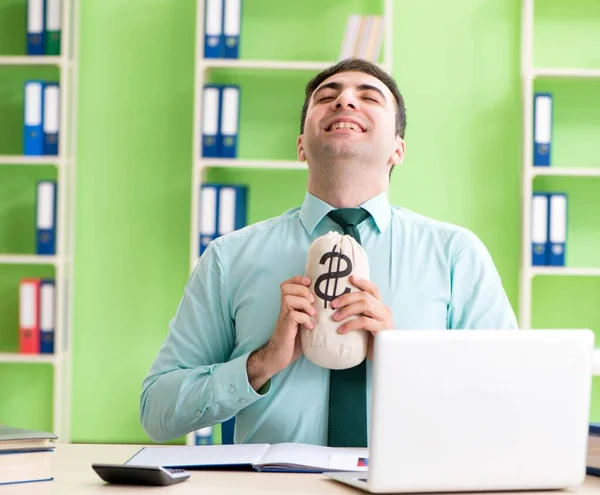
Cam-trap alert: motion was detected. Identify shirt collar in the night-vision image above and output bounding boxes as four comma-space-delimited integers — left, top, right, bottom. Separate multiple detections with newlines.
299, 190, 392, 235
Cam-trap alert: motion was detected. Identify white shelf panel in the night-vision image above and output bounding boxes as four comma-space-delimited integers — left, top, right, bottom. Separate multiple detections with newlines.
0, 155, 61, 166
533, 67, 600, 78
531, 267, 600, 277
0, 353, 56, 364
529, 167, 600, 177
197, 159, 306, 170
0, 56, 63, 66
593, 349, 600, 376
0, 255, 58, 265
202, 59, 336, 71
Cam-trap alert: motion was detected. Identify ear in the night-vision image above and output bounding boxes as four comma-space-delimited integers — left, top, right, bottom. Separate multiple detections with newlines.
297, 135, 306, 162
388, 136, 405, 166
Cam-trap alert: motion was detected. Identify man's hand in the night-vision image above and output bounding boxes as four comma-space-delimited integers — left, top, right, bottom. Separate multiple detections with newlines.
247, 276, 315, 391
330, 275, 393, 361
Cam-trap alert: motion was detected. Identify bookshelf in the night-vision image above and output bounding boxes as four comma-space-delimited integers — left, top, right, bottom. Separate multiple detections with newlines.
188, 0, 393, 445
0, 0, 80, 441
519, 0, 600, 377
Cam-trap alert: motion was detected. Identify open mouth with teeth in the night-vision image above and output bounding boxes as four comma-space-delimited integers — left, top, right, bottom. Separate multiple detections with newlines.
325, 121, 365, 133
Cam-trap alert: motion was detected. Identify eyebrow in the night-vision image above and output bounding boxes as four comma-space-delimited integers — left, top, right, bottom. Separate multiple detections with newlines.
312, 82, 387, 102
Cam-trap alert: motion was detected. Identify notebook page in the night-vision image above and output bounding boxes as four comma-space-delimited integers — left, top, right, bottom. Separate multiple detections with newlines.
258, 443, 368, 471
126, 444, 270, 468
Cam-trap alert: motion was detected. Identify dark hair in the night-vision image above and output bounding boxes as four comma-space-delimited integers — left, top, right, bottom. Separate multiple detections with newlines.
299, 58, 407, 139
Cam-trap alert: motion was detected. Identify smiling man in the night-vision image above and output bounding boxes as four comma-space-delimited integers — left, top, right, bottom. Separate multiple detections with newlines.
139, 59, 517, 448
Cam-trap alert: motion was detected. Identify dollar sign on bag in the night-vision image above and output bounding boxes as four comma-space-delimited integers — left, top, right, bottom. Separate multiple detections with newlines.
314, 245, 353, 308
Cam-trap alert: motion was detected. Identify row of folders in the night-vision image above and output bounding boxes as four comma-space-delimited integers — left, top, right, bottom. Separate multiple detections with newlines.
19, 278, 56, 354
203, 0, 384, 63
24, 81, 61, 156
201, 85, 239, 158
531, 193, 567, 266
26, 0, 62, 56
199, 183, 247, 256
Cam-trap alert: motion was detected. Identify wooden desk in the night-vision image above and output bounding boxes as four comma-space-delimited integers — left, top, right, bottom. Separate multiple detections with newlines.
3, 444, 600, 494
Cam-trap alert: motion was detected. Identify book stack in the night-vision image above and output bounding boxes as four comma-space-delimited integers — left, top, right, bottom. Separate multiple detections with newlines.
339, 14, 385, 62
588, 423, 600, 477
0, 425, 57, 486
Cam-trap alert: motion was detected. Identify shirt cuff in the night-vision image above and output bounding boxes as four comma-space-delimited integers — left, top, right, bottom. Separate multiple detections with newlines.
211, 352, 270, 413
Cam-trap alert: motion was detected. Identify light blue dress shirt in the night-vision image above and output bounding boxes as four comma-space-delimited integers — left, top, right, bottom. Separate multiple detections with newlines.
140, 191, 517, 444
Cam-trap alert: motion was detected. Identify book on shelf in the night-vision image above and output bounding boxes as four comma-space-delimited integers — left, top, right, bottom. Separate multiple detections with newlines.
126, 442, 368, 474
339, 14, 384, 62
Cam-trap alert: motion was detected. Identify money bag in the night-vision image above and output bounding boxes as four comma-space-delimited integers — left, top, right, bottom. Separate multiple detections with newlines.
300, 231, 369, 370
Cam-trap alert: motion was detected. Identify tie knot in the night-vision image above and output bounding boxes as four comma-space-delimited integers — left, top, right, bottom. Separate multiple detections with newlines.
327, 208, 370, 229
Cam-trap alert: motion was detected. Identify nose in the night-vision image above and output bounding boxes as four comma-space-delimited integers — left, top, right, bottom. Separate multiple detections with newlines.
332, 89, 359, 111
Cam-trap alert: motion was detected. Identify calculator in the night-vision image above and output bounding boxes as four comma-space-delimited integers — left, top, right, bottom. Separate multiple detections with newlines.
92, 463, 191, 486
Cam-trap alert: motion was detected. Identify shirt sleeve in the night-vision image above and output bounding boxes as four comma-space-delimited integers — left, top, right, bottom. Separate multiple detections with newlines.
139, 241, 270, 443
447, 233, 519, 330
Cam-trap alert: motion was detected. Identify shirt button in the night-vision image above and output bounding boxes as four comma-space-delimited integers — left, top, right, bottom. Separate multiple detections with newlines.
239, 399, 246, 404
195, 410, 202, 417
229, 385, 236, 393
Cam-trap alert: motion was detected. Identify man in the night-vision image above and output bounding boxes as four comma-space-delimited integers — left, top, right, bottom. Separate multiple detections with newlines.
140, 58, 517, 447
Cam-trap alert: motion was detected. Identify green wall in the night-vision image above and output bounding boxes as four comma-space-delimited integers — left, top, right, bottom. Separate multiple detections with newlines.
0, 0, 599, 443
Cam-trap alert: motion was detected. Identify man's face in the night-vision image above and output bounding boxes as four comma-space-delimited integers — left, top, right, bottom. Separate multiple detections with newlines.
298, 71, 403, 171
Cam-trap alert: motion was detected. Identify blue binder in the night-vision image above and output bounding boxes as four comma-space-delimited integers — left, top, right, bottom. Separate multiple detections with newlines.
204, 0, 224, 58
533, 93, 552, 166
219, 85, 240, 158
217, 185, 247, 236
202, 85, 222, 157
39, 278, 55, 354
43, 82, 60, 155
531, 193, 549, 266
548, 193, 567, 266
24, 80, 44, 155
223, 0, 241, 58
221, 418, 235, 445
26, 0, 45, 55
35, 180, 57, 255
194, 426, 214, 446
199, 184, 218, 256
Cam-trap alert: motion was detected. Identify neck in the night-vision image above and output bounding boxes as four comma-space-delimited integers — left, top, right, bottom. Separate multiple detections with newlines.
307, 166, 388, 208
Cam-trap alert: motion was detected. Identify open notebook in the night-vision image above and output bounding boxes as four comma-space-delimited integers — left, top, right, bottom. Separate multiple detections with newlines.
126, 443, 368, 473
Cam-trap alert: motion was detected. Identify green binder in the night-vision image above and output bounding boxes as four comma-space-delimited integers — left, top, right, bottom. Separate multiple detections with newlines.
45, 0, 61, 55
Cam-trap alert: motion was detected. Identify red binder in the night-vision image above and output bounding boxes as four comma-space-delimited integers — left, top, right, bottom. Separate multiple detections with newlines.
19, 278, 41, 354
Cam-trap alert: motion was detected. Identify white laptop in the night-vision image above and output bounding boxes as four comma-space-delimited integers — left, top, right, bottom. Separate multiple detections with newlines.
325, 329, 595, 493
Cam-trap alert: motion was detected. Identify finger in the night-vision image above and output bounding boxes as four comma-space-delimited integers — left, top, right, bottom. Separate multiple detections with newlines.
281, 282, 315, 303
331, 290, 375, 309
289, 310, 314, 329
282, 295, 316, 315
350, 275, 381, 300
332, 300, 381, 322
338, 316, 378, 334
282, 276, 312, 287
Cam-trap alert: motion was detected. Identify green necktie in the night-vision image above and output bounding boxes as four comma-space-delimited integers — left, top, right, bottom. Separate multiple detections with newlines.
326, 207, 370, 448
